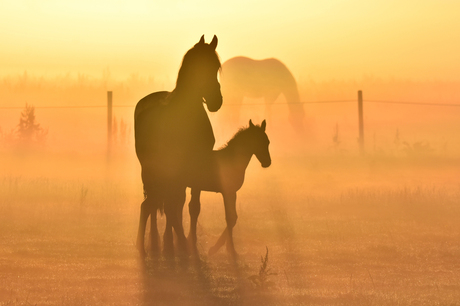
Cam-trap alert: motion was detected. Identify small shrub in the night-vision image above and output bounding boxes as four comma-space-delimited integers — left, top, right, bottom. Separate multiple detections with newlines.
248, 247, 277, 290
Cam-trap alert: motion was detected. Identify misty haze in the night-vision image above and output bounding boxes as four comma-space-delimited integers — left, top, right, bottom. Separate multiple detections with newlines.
1, 1, 460, 306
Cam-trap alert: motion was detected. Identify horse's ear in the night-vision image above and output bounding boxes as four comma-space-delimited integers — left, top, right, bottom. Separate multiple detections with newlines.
261, 120, 266, 131
210, 35, 218, 50
198, 35, 205, 45
249, 119, 254, 128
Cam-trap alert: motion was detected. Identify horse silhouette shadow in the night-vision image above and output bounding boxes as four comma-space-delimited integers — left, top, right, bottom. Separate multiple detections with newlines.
184, 120, 271, 258
134, 35, 222, 258
139, 120, 272, 259
134, 38, 272, 260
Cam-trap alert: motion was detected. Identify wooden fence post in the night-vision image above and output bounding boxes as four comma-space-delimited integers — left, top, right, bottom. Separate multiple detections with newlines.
358, 90, 364, 154
107, 91, 113, 155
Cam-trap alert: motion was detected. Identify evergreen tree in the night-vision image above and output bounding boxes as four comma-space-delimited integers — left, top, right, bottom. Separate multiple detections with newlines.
16, 103, 47, 145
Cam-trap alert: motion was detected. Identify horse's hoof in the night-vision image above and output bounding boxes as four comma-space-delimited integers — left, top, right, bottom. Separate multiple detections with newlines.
228, 250, 239, 260
136, 242, 146, 257
177, 240, 189, 257
149, 238, 161, 254
187, 242, 198, 254
208, 246, 219, 256
187, 235, 197, 245
163, 242, 175, 257
226, 243, 239, 260
149, 246, 161, 258
138, 248, 146, 259
186, 237, 198, 254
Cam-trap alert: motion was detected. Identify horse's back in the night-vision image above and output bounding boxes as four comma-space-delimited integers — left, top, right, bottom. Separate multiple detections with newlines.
134, 89, 215, 173
222, 57, 293, 82
134, 91, 170, 162
221, 57, 297, 100
134, 91, 170, 122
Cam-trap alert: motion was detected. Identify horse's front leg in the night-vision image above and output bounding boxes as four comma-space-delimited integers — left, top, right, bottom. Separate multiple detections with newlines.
209, 192, 238, 258
187, 188, 201, 252
164, 185, 188, 256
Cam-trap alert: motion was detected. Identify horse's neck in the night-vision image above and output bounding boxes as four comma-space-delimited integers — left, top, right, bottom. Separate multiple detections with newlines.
168, 88, 205, 114
173, 83, 202, 99
169, 87, 215, 152
224, 139, 253, 171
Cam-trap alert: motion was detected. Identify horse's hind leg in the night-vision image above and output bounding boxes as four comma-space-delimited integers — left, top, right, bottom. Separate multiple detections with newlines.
148, 199, 161, 255
173, 187, 188, 255
136, 197, 151, 257
209, 192, 238, 258
163, 215, 174, 256
188, 188, 201, 252
163, 195, 175, 256
224, 192, 238, 258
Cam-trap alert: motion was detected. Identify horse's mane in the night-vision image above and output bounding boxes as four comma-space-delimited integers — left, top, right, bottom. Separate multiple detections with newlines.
220, 124, 261, 150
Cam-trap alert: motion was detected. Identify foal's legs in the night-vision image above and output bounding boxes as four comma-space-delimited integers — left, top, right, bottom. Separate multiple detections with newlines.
188, 188, 201, 251
209, 192, 238, 258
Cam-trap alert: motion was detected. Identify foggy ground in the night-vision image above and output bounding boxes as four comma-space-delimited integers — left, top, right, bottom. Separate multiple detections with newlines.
1, 77, 460, 305
1, 148, 459, 305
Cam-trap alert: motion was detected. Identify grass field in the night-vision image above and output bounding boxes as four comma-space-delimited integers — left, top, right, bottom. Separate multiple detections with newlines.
1, 153, 460, 305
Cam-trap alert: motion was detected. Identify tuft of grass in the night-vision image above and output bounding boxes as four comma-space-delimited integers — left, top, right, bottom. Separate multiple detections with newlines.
248, 247, 277, 290
79, 185, 88, 207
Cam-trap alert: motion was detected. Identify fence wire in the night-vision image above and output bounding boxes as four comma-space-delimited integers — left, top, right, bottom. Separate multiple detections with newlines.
365, 100, 460, 107
1, 99, 460, 109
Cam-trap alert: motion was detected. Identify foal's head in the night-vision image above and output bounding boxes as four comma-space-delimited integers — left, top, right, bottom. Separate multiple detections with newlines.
176, 35, 222, 112
248, 120, 271, 168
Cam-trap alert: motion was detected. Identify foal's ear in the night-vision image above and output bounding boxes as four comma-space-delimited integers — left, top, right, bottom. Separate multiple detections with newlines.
198, 35, 205, 45
261, 120, 266, 131
249, 119, 254, 128
210, 35, 218, 50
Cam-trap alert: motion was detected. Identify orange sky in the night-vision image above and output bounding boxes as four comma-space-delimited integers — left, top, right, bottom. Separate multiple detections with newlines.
1, 0, 460, 83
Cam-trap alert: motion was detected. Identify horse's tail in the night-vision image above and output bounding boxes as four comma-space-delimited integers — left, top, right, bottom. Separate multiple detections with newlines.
140, 163, 165, 216
280, 67, 305, 133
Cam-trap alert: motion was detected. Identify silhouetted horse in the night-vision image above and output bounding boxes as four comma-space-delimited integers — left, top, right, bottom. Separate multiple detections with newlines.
183, 120, 271, 258
221, 56, 305, 133
135, 36, 222, 257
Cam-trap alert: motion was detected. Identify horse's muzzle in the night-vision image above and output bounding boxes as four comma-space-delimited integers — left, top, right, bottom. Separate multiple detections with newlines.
205, 95, 223, 112
261, 160, 271, 168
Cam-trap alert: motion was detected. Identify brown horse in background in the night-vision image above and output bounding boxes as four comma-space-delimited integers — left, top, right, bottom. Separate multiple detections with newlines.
220, 56, 305, 133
